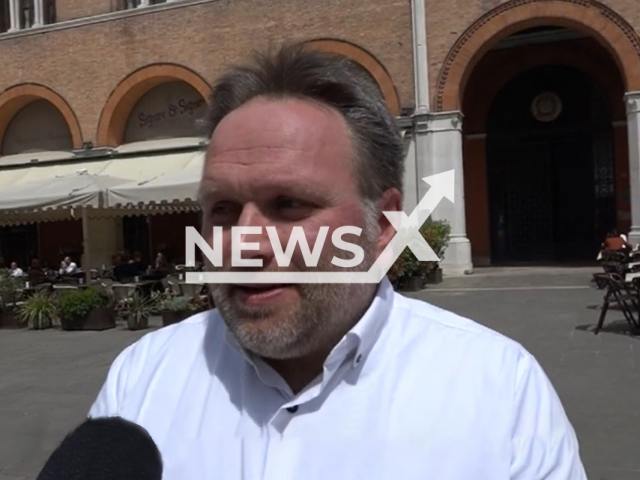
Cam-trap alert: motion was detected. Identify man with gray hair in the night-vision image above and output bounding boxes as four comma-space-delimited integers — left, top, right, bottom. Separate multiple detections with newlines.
88, 43, 586, 479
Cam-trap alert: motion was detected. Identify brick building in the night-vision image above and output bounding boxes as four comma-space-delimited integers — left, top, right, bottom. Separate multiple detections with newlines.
0, 0, 638, 276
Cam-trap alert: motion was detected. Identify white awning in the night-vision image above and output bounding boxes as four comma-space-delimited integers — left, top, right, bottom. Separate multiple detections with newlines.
100, 150, 201, 180
106, 152, 205, 207
0, 149, 205, 224
0, 172, 129, 213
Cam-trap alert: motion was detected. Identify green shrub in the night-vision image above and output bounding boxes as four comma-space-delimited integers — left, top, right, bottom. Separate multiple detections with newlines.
17, 292, 58, 329
0, 270, 20, 311
387, 219, 451, 284
160, 295, 192, 312
58, 287, 111, 328
420, 219, 451, 259
159, 294, 208, 313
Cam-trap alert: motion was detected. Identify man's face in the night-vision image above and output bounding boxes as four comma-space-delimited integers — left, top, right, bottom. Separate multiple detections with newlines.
200, 97, 383, 360
10, 262, 16, 269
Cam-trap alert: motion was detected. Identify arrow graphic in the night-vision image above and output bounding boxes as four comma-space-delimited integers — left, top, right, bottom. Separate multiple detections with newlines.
186, 170, 454, 284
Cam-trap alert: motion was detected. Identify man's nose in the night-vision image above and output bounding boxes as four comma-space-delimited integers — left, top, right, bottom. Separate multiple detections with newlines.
236, 204, 274, 260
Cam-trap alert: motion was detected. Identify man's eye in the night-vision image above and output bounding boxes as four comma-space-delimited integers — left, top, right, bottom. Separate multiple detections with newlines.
276, 197, 306, 210
209, 202, 239, 220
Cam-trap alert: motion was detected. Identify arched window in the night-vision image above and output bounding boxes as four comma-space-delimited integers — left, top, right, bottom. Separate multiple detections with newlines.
123, 80, 207, 143
1, 99, 73, 155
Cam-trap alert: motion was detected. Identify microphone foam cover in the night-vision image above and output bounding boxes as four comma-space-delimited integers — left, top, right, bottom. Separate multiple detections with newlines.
36, 416, 162, 480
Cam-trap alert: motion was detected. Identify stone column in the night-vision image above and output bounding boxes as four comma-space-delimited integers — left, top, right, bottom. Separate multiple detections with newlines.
139, 0, 150, 6
411, 0, 430, 112
82, 217, 121, 270
625, 92, 640, 246
415, 111, 473, 276
33, 0, 43, 27
8, 0, 20, 31
401, 131, 419, 213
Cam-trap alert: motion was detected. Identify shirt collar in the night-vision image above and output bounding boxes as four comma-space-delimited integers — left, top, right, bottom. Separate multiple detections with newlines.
323, 277, 394, 371
222, 277, 395, 379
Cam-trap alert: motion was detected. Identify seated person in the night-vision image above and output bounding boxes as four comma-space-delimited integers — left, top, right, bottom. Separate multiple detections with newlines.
112, 253, 136, 282
128, 251, 148, 275
28, 259, 46, 285
9, 262, 24, 278
145, 252, 169, 279
59, 256, 78, 276
601, 229, 632, 252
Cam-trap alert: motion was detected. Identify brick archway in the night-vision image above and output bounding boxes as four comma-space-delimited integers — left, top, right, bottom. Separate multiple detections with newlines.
436, 0, 640, 111
303, 39, 401, 116
464, 40, 626, 132
97, 64, 212, 147
0, 84, 83, 152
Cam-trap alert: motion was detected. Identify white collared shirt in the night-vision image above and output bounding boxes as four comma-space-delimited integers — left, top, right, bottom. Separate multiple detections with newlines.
9, 267, 24, 278
88, 278, 586, 479
60, 262, 77, 275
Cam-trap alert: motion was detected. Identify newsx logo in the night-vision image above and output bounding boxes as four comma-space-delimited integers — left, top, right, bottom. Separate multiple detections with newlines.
184, 170, 454, 284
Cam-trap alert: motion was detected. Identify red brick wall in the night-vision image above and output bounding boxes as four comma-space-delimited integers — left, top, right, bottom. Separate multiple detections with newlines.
426, 0, 640, 107
0, 0, 413, 150
55, 0, 113, 22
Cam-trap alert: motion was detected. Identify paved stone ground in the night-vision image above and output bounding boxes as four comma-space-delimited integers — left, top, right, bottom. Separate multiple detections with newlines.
0, 266, 638, 479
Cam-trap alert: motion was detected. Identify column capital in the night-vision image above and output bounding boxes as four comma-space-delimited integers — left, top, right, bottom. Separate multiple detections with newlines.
413, 110, 430, 134
424, 111, 463, 133
624, 91, 640, 115
412, 110, 463, 134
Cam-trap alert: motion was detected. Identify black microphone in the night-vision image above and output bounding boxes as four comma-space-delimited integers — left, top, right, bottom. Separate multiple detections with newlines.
35, 416, 162, 480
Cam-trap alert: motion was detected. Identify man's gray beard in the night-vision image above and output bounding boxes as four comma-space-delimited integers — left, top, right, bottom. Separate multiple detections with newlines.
209, 207, 380, 360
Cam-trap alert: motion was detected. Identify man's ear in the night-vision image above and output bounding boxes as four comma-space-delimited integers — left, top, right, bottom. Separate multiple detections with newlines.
375, 188, 403, 259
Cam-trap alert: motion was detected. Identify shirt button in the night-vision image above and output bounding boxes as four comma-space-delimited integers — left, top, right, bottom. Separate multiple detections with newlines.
355, 354, 363, 364
286, 405, 299, 413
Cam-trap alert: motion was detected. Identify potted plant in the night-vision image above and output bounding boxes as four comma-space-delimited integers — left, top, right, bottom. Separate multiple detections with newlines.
58, 287, 115, 331
399, 249, 423, 291
0, 270, 22, 329
387, 219, 452, 291
420, 219, 451, 284
159, 294, 208, 327
16, 291, 58, 330
386, 252, 406, 289
118, 292, 154, 331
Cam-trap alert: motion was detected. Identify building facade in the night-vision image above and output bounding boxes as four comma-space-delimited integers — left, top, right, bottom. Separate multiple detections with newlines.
0, 0, 638, 275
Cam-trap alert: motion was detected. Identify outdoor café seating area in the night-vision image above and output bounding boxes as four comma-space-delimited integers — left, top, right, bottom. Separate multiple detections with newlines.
592, 248, 640, 335
0, 261, 211, 331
